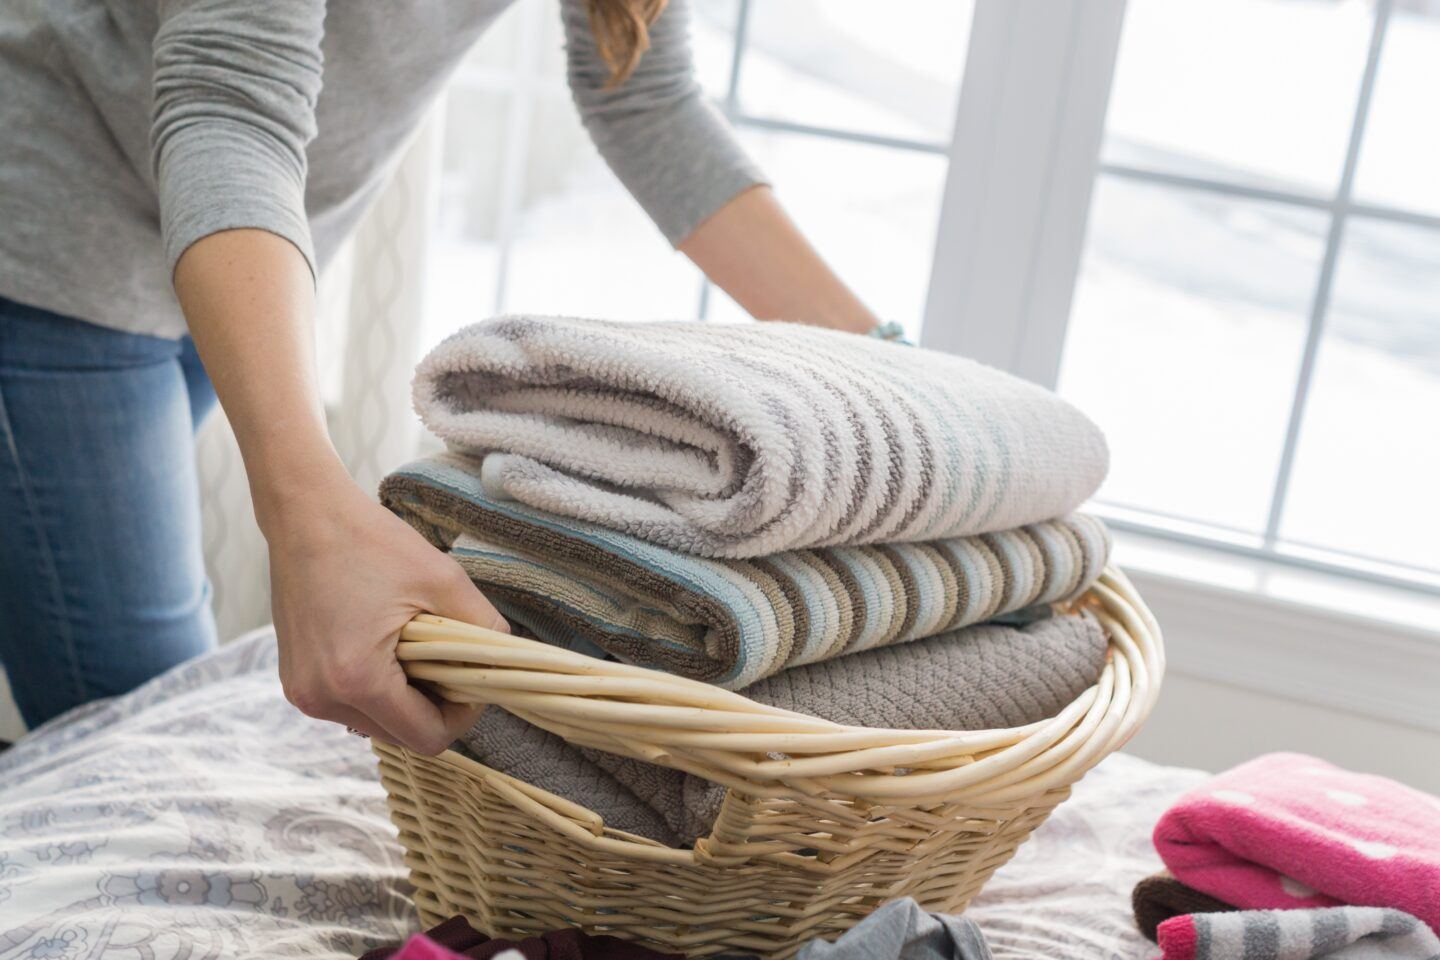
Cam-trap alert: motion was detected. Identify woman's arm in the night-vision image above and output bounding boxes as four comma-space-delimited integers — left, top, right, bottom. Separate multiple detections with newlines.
174, 231, 502, 755
154, 0, 501, 754
562, 0, 879, 334
678, 185, 877, 333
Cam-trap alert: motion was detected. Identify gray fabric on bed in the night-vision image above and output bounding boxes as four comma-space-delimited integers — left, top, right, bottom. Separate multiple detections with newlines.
458, 611, 1109, 845
798, 897, 994, 960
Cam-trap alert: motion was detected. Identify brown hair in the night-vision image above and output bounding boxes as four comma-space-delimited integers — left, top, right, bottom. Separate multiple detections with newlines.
582, 0, 671, 87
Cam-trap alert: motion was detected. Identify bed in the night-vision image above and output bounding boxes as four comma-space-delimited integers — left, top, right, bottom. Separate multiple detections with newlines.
0, 628, 1205, 960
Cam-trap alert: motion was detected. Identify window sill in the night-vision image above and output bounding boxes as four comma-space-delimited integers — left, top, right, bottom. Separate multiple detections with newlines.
1112, 528, 1440, 733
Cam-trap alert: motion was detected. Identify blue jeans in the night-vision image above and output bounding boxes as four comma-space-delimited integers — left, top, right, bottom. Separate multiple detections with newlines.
0, 296, 218, 729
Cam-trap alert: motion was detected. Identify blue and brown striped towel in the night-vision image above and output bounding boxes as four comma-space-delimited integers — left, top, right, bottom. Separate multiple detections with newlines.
382, 453, 1111, 688
411, 316, 1109, 559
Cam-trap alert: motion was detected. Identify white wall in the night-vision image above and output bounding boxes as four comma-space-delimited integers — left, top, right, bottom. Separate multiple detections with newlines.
1118, 550, 1440, 794
1127, 672, 1440, 794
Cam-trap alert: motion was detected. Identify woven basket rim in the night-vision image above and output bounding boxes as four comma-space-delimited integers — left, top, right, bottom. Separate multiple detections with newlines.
388, 566, 1161, 852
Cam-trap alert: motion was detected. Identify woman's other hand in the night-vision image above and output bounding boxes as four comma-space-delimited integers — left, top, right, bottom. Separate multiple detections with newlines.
680, 185, 880, 334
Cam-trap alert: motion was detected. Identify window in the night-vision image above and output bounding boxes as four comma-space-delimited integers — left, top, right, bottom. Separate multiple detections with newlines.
415, 0, 1436, 596
421, 0, 703, 352
1057, 0, 1440, 592
422, 0, 971, 350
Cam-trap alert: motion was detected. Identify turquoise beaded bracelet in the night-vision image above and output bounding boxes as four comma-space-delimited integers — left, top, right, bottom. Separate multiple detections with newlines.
868, 320, 913, 345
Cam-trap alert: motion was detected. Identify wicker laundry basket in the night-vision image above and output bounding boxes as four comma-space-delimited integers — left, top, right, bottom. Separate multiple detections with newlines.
374, 566, 1163, 959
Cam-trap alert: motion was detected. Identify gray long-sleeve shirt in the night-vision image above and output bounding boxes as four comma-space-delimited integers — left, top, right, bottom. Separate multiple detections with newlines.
0, 0, 763, 338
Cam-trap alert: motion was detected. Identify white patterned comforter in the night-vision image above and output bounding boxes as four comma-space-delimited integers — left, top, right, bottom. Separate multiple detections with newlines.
0, 628, 1205, 960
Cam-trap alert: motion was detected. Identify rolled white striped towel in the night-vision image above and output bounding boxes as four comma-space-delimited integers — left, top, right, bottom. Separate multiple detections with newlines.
413, 316, 1108, 559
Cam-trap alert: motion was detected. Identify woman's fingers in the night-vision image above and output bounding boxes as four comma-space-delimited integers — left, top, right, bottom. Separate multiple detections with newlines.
280, 673, 398, 744
286, 659, 477, 755
356, 675, 468, 756
429, 561, 510, 634
337, 561, 498, 752
340, 662, 483, 754
439, 698, 487, 741
322, 702, 390, 742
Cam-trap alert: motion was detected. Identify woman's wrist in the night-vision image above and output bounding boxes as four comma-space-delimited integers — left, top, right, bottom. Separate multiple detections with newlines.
246, 432, 354, 541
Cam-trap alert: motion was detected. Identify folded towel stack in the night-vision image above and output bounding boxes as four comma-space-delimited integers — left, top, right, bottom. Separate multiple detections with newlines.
384, 454, 1109, 688
1134, 753, 1440, 960
384, 316, 1117, 844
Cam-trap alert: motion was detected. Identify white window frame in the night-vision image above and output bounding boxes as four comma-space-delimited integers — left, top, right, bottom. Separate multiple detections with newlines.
910, 0, 1439, 743
925, 0, 1440, 599
921, 0, 1127, 390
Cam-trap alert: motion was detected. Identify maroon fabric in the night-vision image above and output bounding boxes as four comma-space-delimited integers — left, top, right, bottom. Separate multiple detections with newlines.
358, 916, 690, 960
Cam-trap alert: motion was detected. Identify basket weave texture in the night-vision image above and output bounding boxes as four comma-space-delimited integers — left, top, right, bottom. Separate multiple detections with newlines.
374, 567, 1163, 958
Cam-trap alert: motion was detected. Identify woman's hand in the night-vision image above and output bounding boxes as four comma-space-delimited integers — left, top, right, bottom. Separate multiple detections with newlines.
265, 464, 506, 754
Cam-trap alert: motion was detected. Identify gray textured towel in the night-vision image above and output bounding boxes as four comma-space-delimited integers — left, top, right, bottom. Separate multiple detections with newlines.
459, 612, 1108, 845
414, 316, 1109, 559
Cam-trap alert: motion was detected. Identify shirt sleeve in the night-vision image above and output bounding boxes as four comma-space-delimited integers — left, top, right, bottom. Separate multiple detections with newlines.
561, 0, 767, 247
150, 0, 326, 280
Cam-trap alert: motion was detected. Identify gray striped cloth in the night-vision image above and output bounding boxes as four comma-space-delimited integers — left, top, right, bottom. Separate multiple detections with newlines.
1158, 907, 1440, 960
413, 316, 1109, 559
460, 612, 1110, 846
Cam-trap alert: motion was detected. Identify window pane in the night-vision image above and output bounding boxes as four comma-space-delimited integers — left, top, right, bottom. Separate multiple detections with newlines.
1057, 176, 1328, 533
1353, 5, 1440, 217
691, 0, 739, 98
425, 0, 711, 350
729, 0, 972, 144
502, 91, 705, 321
1102, 0, 1374, 196
705, 130, 946, 333
463, 0, 529, 73
1280, 217, 1440, 575
501, 100, 703, 320
425, 83, 508, 351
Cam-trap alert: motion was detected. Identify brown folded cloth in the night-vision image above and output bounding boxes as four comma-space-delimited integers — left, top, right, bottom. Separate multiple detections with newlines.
357, 915, 704, 960
1132, 870, 1237, 942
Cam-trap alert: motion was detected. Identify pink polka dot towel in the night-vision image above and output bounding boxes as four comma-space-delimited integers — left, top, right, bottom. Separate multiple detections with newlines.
1153, 752, 1440, 932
